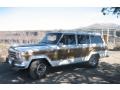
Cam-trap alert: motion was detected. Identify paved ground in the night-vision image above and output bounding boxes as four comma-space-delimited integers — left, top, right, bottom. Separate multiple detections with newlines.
0, 51, 120, 84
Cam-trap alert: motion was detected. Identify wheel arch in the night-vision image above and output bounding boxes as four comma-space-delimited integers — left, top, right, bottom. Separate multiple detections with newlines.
95, 53, 100, 59
90, 53, 100, 59
28, 56, 52, 69
85, 52, 100, 61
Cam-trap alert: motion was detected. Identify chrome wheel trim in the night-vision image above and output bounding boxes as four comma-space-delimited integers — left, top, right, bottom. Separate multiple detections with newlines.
36, 63, 47, 76
89, 56, 97, 66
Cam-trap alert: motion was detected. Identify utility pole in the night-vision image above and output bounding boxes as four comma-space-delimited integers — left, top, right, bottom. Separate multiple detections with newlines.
107, 28, 109, 43
113, 29, 116, 45
101, 28, 103, 36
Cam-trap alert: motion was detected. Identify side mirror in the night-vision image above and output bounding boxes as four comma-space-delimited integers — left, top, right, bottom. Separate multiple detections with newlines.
58, 43, 63, 47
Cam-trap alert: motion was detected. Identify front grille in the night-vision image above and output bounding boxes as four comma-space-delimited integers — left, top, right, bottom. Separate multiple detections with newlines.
8, 50, 17, 59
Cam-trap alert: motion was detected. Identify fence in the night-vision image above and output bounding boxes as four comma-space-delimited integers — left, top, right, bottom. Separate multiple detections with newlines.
0, 31, 46, 45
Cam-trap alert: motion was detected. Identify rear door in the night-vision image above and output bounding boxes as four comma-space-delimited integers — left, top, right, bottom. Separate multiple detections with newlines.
76, 34, 90, 61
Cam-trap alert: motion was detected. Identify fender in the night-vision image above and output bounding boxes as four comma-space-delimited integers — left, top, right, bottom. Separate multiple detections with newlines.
85, 51, 99, 61
26, 55, 53, 68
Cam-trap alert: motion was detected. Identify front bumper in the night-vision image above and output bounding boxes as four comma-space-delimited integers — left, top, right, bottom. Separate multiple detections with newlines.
7, 58, 29, 70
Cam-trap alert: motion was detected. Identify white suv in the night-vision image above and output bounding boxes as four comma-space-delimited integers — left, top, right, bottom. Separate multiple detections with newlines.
7, 31, 108, 79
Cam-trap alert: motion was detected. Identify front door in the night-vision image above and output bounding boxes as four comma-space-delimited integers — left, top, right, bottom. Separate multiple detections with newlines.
58, 34, 77, 61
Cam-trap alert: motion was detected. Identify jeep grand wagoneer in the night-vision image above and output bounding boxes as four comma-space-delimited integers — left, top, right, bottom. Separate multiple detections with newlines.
7, 31, 108, 79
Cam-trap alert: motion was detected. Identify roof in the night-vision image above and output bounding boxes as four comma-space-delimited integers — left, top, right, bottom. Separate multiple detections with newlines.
47, 31, 101, 36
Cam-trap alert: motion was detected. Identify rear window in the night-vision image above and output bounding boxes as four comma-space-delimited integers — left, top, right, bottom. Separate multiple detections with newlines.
90, 35, 103, 44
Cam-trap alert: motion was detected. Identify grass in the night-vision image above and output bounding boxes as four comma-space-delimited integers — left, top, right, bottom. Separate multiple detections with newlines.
0, 43, 10, 62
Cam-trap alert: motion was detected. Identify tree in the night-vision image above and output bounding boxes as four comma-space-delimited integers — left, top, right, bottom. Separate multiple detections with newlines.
101, 7, 120, 17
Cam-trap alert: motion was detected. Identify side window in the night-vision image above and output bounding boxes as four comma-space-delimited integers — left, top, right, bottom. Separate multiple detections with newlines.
77, 35, 90, 44
59, 35, 67, 45
91, 35, 103, 44
96, 36, 103, 43
59, 34, 76, 45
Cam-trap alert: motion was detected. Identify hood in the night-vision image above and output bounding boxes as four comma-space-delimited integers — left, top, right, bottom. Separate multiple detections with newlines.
10, 44, 57, 52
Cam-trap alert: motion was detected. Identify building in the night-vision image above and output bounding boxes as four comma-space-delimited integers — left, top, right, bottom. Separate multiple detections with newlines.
0, 31, 45, 45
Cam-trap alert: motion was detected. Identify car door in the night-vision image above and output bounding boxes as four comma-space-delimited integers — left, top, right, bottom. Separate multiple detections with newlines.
58, 34, 77, 62
76, 34, 90, 61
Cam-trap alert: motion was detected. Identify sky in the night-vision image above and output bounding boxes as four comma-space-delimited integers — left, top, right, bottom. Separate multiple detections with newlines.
0, 7, 120, 31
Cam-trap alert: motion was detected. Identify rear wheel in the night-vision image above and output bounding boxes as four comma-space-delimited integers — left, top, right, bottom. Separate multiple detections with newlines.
87, 54, 99, 68
29, 60, 48, 79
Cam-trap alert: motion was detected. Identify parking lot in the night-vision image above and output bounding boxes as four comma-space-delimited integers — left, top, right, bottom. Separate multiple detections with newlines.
0, 51, 120, 84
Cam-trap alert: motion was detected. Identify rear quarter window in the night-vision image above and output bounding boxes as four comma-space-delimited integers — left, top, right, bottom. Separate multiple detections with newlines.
90, 35, 103, 44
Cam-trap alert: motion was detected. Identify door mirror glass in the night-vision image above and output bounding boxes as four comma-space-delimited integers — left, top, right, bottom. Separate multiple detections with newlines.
58, 43, 63, 47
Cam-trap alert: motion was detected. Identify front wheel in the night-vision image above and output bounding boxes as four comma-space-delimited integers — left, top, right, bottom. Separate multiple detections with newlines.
29, 60, 47, 79
87, 54, 99, 68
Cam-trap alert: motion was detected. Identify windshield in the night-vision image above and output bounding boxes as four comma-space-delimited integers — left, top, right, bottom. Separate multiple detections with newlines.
39, 33, 62, 45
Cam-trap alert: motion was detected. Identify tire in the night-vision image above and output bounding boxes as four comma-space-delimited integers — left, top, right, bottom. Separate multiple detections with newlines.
87, 54, 99, 68
29, 60, 48, 79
